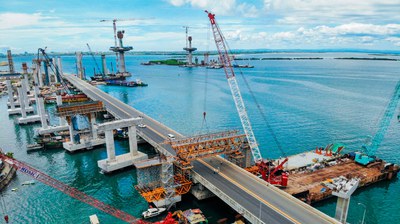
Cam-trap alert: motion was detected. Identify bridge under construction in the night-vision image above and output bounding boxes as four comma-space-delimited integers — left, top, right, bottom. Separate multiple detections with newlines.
63, 74, 339, 224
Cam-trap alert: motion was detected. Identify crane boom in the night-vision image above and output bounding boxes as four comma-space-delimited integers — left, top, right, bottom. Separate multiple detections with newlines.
86, 43, 104, 78
206, 11, 262, 162
356, 79, 400, 165
38, 48, 70, 94
0, 153, 143, 224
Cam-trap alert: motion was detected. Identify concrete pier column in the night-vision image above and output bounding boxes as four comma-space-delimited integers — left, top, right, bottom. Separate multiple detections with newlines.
21, 79, 29, 107
22, 62, 28, 74
128, 125, 138, 156
23, 73, 29, 91
119, 53, 126, 73
44, 60, 50, 85
105, 130, 116, 161
332, 178, 359, 224
57, 57, 63, 76
90, 113, 98, 139
76, 52, 83, 79
50, 58, 59, 83
68, 121, 75, 144
37, 61, 43, 87
17, 88, 26, 118
33, 65, 39, 85
101, 54, 107, 75
6, 80, 15, 109
38, 97, 48, 129
56, 95, 66, 126
7, 50, 14, 73
34, 85, 39, 106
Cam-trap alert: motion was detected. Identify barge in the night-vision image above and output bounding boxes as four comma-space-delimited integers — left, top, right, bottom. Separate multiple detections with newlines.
105, 79, 148, 87
274, 146, 399, 204
0, 158, 17, 190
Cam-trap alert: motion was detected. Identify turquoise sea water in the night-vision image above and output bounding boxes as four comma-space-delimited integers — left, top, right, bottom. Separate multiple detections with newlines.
1, 52, 399, 223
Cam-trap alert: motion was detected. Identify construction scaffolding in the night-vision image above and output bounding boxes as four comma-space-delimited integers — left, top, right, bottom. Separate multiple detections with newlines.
134, 157, 192, 205
56, 101, 105, 117
135, 130, 246, 206
169, 130, 246, 163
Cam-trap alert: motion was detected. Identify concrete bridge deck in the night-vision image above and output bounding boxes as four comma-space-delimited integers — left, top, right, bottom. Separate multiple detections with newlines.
64, 74, 339, 224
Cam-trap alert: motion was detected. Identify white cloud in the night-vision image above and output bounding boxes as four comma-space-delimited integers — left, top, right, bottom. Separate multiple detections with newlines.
314, 23, 400, 36
166, 0, 259, 17
237, 3, 259, 18
0, 12, 43, 29
386, 37, 400, 47
269, 0, 400, 25
169, 0, 186, 6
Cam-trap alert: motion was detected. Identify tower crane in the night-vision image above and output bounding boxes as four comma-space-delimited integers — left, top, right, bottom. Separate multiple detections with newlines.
205, 11, 288, 187
182, 26, 191, 48
355, 80, 400, 165
100, 18, 148, 72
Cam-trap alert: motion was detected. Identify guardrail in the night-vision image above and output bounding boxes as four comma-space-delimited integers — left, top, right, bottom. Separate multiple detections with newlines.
192, 170, 265, 224
214, 156, 339, 223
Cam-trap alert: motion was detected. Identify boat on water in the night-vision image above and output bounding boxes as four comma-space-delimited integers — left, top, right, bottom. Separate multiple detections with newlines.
22, 180, 35, 186
142, 207, 166, 219
105, 79, 148, 87
34, 134, 64, 149
206, 64, 223, 69
175, 208, 208, 224
91, 72, 131, 82
0, 159, 17, 191
27, 143, 44, 151
233, 64, 254, 68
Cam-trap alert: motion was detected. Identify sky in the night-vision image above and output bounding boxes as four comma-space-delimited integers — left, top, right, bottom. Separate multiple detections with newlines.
0, 0, 399, 53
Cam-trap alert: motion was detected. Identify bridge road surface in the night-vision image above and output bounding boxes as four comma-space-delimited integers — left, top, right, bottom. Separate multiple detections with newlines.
65, 74, 339, 224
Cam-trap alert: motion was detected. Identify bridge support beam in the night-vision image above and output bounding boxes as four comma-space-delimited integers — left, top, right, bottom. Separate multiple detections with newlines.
63, 115, 105, 152
105, 130, 116, 161
190, 183, 215, 200
36, 94, 69, 135
128, 126, 138, 156
18, 82, 43, 125
97, 118, 148, 173
332, 178, 359, 224
8, 81, 34, 115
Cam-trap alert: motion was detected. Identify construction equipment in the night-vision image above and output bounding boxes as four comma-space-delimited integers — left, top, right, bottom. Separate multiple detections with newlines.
100, 18, 145, 71
205, 11, 262, 163
86, 43, 104, 78
0, 152, 144, 223
37, 48, 70, 94
257, 158, 288, 187
0, 152, 180, 224
205, 10, 289, 186
355, 80, 400, 165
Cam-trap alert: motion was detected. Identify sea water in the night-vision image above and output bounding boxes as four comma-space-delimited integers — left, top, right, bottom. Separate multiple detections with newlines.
0, 52, 398, 223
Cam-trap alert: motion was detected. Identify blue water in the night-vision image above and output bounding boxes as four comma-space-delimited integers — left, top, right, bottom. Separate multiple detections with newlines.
1, 52, 399, 223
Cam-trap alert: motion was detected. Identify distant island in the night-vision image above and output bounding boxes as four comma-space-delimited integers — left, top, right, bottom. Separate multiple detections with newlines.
334, 57, 399, 61
235, 57, 324, 60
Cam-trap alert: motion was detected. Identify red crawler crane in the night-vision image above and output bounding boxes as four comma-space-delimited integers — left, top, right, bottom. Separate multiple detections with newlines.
257, 158, 289, 187
0, 152, 162, 224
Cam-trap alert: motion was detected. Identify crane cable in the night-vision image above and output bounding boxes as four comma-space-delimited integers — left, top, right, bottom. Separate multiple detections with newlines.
224, 41, 287, 158
0, 191, 8, 223
201, 23, 211, 133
